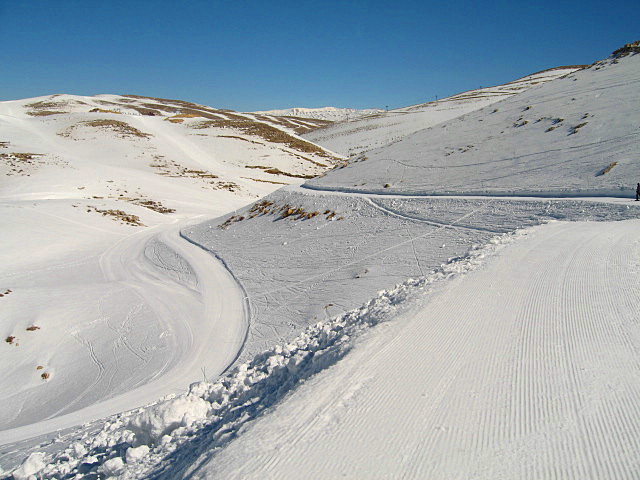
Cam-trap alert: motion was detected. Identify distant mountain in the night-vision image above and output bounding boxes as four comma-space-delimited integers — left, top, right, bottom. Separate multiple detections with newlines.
253, 106, 384, 122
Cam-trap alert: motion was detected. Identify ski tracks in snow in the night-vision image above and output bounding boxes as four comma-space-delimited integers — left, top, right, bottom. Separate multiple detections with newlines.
206, 219, 640, 479
0, 219, 248, 445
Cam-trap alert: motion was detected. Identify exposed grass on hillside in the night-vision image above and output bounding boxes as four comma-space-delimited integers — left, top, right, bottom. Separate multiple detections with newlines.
245, 165, 316, 179
597, 162, 618, 176
87, 206, 144, 226
193, 119, 335, 158
63, 120, 152, 139
26, 110, 67, 116
218, 200, 344, 228
89, 108, 121, 114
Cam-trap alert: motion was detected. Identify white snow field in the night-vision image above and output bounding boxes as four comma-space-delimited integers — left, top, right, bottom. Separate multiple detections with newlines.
0, 96, 338, 443
306, 53, 640, 196
2, 43, 640, 478
198, 218, 640, 479
302, 66, 583, 157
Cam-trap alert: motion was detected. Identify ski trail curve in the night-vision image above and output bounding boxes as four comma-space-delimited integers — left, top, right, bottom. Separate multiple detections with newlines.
0, 220, 248, 445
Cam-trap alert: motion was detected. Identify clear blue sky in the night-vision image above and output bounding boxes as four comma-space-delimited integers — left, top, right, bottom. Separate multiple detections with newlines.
1, 1, 638, 111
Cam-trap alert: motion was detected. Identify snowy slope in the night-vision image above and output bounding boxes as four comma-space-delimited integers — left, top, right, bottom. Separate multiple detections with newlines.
307, 54, 640, 196
4, 46, 640, 479
253, 106, 383, 122
202, 219, 640, 479
0, 94, 341, 434
303, 66, 584, 157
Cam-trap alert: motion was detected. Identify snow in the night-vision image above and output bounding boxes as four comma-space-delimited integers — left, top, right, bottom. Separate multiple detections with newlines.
302, 67, 582, 157
2, 47, 640, 478
128, 395, 210, 444
307, 57, 640, 196
10, 452, 46, 480
253, 106, 384, 122
202, 219, 640, 479
0, 94, 332, 443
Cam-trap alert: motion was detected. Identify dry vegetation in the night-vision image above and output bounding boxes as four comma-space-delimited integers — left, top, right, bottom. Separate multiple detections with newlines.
121, 197, 175, 214
242, 177, 289, 185
597, 162, 618, 176
83, 119, 151, 138
89, 107, 121, 114
149, 156, 239, 191
219, 200, 344, 229
0, 289, 12, 298
1, 152, 46, 176
0, 141, 9, 148
192, 118, 335, 159
87, 206, 144, 226
24, 99, 81, 116
568, 122, 588, 135
245, 165, 316, 179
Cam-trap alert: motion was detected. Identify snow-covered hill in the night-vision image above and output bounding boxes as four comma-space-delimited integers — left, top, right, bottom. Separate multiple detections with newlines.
253, 106, 383, 122
303, 66, 584, 157
307, 54, 640, 197
0, 94, 341, 434
3, 45, 640, 479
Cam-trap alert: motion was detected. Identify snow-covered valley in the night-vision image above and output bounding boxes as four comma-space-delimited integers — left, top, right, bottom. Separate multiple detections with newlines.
2, 43, 640, 479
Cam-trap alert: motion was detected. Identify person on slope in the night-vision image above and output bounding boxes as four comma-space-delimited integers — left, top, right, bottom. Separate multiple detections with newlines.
636, 183, 640, 201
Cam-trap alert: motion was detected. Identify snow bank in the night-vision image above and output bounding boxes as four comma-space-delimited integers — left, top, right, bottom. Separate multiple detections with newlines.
5, 230, 519, 479
128, 395, 211, 444
11, 453, 46, 480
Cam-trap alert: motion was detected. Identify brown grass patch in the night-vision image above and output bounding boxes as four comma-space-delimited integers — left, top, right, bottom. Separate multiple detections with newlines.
88, 206, 145, 226
89, 108, 120, 114
242, 177, 289, 185
26, 110, 67, 116
26, 325, 41, 331
193, 118, 335, 158
1, 152, 46, 176
122, 197, 175, 214
245, 165, 316, 179
5, 336, 16, 344
41, 372, 50, 380
597, 162, 618, 176
219, 200, 343, 228
79, 119, 151, 138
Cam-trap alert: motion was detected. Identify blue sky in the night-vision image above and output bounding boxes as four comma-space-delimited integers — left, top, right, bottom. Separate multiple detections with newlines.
1, 1, 638, 111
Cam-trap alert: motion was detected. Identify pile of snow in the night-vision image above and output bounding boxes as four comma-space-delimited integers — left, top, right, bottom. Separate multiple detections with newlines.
254, 106, 384, 122
303, 66, 582, 157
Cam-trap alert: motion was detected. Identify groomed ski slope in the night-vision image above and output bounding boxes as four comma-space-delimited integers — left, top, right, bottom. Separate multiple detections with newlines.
197, 218, 640, 479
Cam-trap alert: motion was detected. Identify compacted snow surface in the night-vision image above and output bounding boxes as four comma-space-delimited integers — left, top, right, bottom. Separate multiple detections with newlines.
2, 47, 640, 478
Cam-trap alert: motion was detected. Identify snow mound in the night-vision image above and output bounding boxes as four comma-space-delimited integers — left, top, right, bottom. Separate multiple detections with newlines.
128, 395, 211, 444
